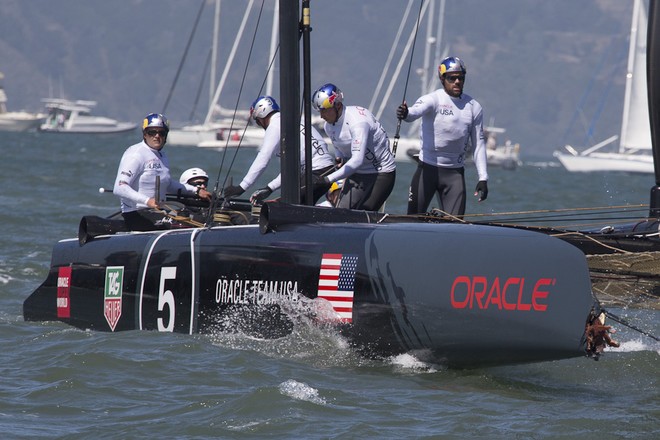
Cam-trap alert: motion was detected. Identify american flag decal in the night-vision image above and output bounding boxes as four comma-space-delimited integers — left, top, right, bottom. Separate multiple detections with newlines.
317, 253, 358, 323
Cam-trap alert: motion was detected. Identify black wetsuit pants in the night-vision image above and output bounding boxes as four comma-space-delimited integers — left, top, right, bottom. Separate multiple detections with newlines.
336, 170, 396, 212
407, 162, 466, 216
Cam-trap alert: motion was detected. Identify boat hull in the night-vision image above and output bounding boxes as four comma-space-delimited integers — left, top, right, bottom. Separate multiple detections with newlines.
167, 122, 263, 148
24, 217, 597, 368
38, 121, 137, 134
555, 151, 653, 173
0, 113, 44, 132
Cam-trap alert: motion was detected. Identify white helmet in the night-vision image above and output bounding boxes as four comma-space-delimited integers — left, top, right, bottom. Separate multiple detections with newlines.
179, 167, 208, 186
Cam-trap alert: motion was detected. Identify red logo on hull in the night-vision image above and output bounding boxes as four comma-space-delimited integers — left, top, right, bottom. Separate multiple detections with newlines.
450, 276, 554, 311
57, 266, 72, 318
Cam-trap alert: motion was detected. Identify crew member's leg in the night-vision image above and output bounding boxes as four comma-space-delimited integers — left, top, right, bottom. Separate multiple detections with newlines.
360, 171, 395, 211
437, 167, 466, 216
407, 162, 438, 214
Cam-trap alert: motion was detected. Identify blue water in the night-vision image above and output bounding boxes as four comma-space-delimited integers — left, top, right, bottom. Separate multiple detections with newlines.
1, 131, 658, 439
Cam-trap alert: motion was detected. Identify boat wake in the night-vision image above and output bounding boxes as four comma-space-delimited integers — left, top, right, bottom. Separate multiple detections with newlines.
607, 338, 660, 354
204, 294, 369, 368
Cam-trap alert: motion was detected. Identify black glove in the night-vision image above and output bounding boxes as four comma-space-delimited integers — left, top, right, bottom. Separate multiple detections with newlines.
474, 180, 488, 202
396, 103, 408, 120
250, 187, 273, 205
223, 185, 244, 198
311, 174, 331, 187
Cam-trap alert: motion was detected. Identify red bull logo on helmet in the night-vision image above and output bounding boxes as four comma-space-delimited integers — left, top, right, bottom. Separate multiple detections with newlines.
321, 92, 338, 109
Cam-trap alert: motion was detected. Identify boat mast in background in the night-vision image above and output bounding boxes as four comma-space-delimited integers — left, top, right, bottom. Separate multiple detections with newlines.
555, 0, 652, 173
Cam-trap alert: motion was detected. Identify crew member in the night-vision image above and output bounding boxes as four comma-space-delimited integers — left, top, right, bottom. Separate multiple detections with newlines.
113, 113, 211, 230
397, 56, 488, 216
312, 83, 396, 211
179, 167, 209, 188
223, 95, 335, 205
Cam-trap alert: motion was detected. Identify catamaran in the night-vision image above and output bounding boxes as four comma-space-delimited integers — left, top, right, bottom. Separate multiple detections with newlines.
25, 0, 644, 368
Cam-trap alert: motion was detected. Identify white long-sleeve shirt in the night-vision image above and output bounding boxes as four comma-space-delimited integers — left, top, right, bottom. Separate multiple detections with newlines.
239, 112, 334, 191
113, 141, 196, 212
322, 105, 396, 183
404, 88, 488, 181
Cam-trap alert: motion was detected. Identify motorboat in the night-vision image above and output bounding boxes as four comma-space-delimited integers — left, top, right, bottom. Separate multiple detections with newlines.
39, 98, 137, 134
0, 72, 44, 132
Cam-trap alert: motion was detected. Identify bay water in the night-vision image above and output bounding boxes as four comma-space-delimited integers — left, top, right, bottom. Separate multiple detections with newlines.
1, 131, 658, 439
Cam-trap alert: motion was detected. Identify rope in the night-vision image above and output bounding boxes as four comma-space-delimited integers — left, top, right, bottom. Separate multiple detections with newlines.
604, 310, 659, 342
461, 204, 649, 220
163, 0, 206, 113
392, 0, 425, 157
206, 0, 268, 226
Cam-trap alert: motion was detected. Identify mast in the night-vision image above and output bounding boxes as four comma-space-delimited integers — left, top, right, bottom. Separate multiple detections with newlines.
648, 0, 660, 215
279, 0, 301, 204
210, 0, 220, 107
266, 2, 279, 96
301, 0, 313, 205
203, 0, 255, 124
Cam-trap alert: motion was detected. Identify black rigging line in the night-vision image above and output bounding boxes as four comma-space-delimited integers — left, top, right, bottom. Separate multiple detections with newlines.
392, 0, 424, 157
189, 48, 212, 121
163, 0, 206, 114
206, 0, 269, 226
604, 310, 659, 342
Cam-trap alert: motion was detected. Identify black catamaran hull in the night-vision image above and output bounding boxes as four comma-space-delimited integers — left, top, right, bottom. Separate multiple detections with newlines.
24, 207, 597, 368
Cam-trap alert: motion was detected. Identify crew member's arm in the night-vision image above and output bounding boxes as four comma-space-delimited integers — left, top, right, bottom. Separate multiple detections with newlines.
113, 152, 153, 208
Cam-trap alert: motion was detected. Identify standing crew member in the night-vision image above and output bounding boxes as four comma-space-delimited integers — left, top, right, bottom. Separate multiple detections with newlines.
223, 95, 335, 205
113, 113, 211, 230
313, 83, 396, 211
397, 56, 488, 216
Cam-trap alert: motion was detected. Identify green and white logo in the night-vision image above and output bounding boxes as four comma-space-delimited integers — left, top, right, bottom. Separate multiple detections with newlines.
104, 266, 124, 331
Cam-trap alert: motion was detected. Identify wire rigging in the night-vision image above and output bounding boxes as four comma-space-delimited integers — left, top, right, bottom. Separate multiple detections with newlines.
206, 0, 273, 226
163, 0, 206, 114
391, 0, 425, 157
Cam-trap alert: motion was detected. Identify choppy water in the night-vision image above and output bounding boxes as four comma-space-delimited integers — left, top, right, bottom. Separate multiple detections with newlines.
1, 131, 658, 439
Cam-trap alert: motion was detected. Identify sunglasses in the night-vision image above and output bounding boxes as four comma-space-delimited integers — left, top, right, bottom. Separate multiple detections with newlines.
146, 129, 168, 137
188, 179, 208, 187
445, 75, 465, 83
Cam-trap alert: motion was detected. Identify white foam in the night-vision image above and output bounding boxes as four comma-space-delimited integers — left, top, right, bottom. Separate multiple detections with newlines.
607, 338, 660, 354
278, 379, 326, 405
388, 352, 439, 373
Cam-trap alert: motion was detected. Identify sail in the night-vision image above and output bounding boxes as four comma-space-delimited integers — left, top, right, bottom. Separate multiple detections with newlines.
620, 0, 652, 151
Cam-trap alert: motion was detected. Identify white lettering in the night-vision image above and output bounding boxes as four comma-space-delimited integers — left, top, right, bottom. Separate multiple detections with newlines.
215, 278, 301, 304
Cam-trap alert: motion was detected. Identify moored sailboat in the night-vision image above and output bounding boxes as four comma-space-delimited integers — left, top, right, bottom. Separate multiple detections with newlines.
555, 0, 652, 173
166, 0, 274, 149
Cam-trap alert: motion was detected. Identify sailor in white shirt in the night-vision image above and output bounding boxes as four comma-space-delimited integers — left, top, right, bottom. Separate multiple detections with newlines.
222, 96, 335, 205
397, 56, 488, 216
113, 113, 211, 230
312, 83, 396, 211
